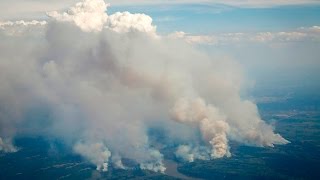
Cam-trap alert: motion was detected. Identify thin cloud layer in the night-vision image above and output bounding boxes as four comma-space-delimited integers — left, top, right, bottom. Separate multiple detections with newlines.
0, 0, 289, 173
169, 26, 320, 45
1, 0, 320, 19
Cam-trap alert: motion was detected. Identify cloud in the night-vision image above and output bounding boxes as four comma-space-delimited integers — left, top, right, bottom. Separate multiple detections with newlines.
168, 31, 217, 45
169, 26, 320, 45
107, 12, 157, 37
0, 0, 289, 173
206, 0, 320, 8
1, 0, 320, 19
0, 20, 47, 27
0, 0, 78, 19
0, 20, 47, 36
47, 0, 109, 32
47, 0, 157, 36
115, 0, 320, 7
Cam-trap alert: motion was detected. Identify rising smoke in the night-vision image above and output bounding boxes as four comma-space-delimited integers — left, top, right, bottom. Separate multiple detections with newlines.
0, 0, 289, 172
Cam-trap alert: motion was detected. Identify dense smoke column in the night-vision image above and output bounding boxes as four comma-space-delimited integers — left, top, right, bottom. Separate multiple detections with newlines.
0, 0, 289, 172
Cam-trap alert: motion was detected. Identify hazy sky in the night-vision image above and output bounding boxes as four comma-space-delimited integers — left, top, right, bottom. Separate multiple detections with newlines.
110, 2, 320, 93
1, 0, 319, 98
1, 0, 319, 97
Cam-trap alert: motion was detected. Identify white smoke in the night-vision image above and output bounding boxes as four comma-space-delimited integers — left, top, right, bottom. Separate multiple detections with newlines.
74, 142, 111, 171
175, 145, 210, 162
0, 0, 289, 173
140, 149, 166, 173
111, 154, 126, 169
0, 137, 17, 153
172, 98, 231, 158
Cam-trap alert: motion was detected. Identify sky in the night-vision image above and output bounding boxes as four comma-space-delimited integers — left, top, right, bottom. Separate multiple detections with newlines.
0, 0, 319, 173
107, 2, 320, 95
109, 3, 320, 33
1, 1, 320, 34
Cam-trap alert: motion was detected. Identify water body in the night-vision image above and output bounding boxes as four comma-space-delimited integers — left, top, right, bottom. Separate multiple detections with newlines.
164, 160, 201, 180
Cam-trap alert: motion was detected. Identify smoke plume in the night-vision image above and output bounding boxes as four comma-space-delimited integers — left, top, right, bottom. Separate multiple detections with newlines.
0, 0, 289, 172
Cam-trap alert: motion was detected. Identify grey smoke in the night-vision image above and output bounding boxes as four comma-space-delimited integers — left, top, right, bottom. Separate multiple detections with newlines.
0, 0, 289, 173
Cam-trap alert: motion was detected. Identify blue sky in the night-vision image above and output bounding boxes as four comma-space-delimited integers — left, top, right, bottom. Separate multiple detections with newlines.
1, 1, 320, 34
109, 4, 320, 34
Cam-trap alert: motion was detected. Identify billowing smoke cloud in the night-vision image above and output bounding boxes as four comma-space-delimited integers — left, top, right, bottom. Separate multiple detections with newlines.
0, 0, 289, 173
172, 98, 231, 158
74, 142, 111, 171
